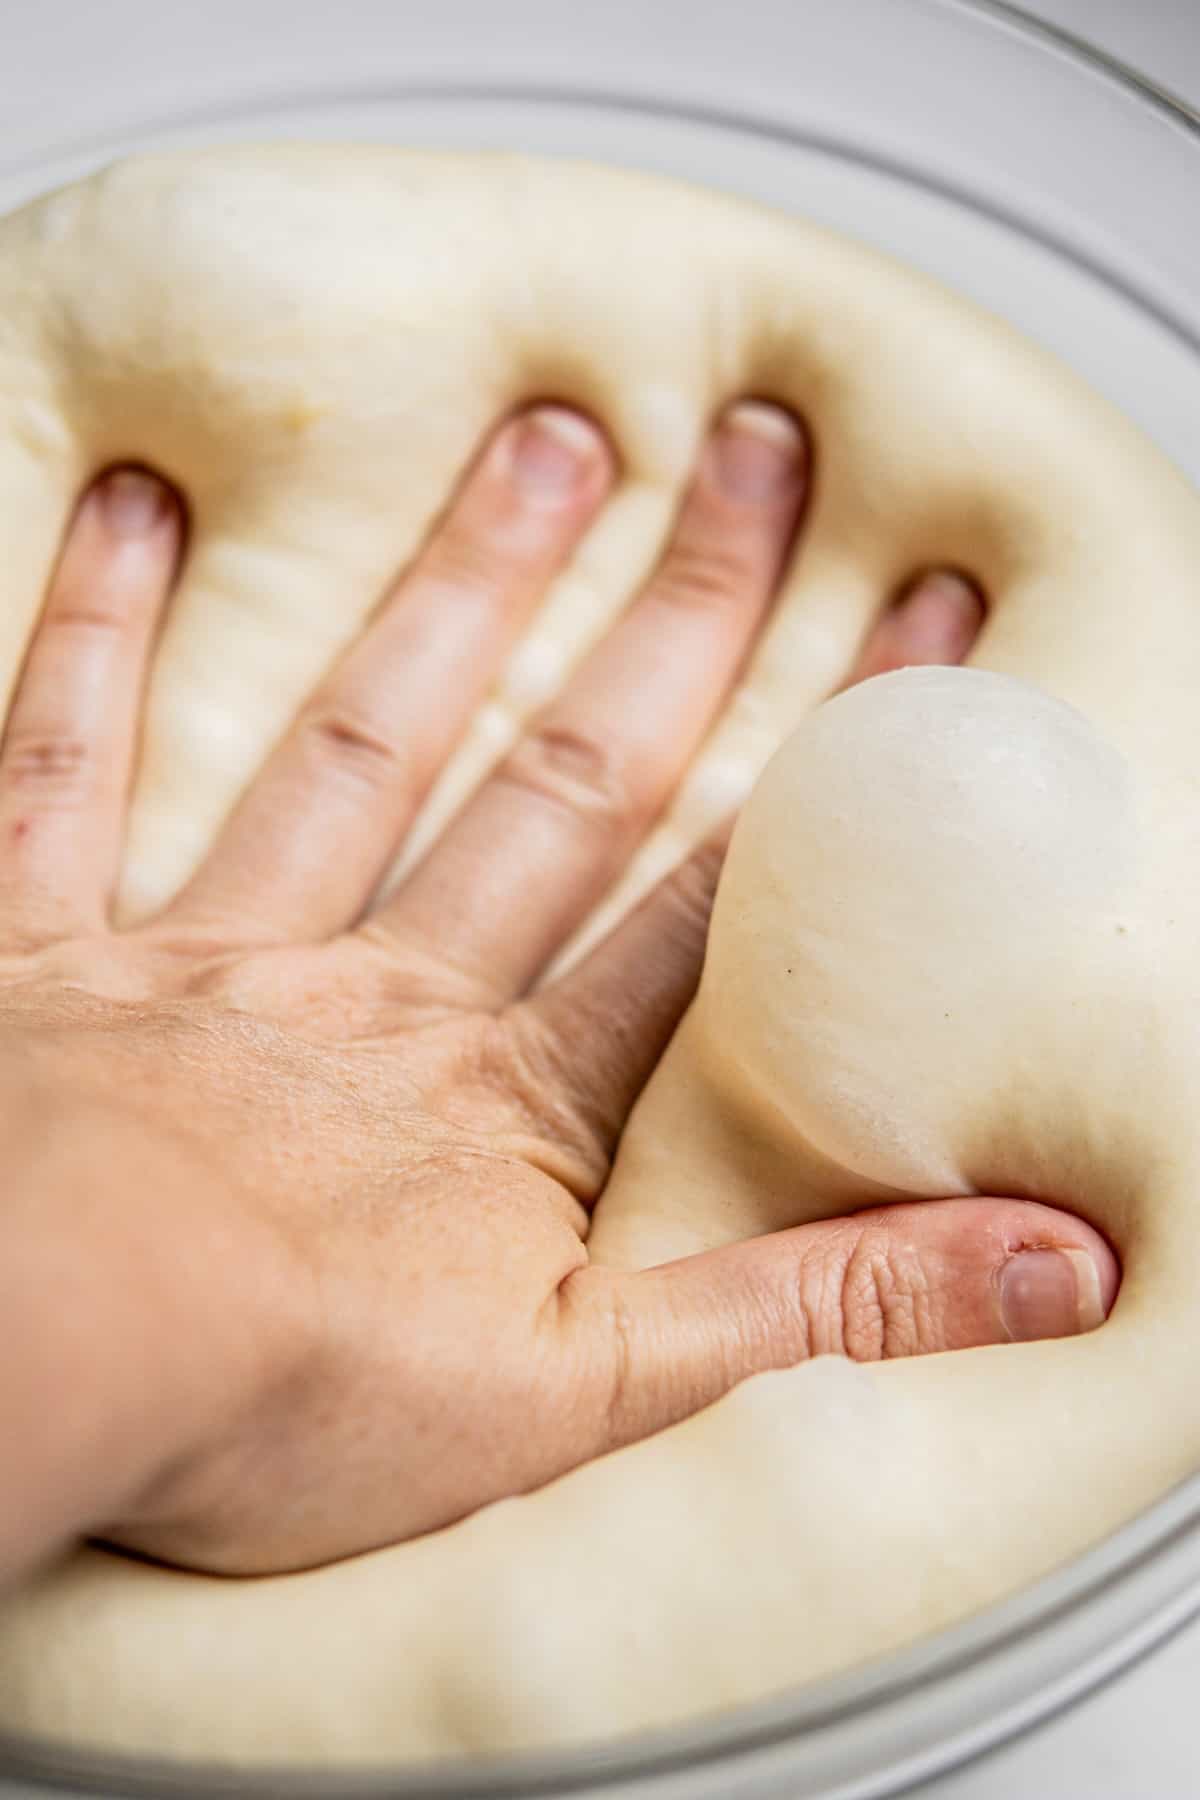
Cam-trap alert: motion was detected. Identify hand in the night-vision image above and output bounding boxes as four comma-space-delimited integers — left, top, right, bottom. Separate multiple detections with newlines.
0, 401, 1117, 1582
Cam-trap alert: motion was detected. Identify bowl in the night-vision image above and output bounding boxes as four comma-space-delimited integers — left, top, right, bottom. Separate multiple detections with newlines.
1, 2, 1199, 1794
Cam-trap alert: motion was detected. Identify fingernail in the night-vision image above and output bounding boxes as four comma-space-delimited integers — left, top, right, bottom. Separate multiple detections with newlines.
511, 407, 600, 498
924, 569, 979, 604
909, 569, 984, 620
96, 468, 172, 536
712, 402, 805, 503
883, 570, 985, 667
1000, 1248, 1106, 1342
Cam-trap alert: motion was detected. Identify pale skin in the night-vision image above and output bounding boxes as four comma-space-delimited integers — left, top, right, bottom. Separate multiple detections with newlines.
0, 400, 1118, 1585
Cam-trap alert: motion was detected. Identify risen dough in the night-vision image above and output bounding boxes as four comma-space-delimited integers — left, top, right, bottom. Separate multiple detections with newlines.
1, 147, 1200, 1767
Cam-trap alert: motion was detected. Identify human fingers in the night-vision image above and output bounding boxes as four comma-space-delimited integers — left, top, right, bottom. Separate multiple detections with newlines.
554, 1196, 1118, 1459
840, 567, 983, 688
161, 407, 611, 943
520, 565, 986, 1174
0, 469, 182, 944
371, 401, 807, 1004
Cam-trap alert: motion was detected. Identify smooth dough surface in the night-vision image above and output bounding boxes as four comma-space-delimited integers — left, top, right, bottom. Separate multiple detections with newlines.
2, 146, 1200, 1768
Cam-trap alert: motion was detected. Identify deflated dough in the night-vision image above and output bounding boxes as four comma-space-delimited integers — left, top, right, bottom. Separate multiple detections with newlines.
2, 146, 1200, 1768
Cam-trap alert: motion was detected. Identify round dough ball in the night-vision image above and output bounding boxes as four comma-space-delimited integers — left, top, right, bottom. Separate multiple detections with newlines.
695, 665, 1141, 1198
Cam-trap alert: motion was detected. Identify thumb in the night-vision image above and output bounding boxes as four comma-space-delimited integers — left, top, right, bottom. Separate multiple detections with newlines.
566, 1198, 1118, 1458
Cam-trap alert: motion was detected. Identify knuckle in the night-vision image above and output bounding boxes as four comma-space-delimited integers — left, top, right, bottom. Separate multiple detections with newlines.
298, 702, 405, 793
837, 1229, 935, 1361
2, 728, 93, 795
501, 723, 638, 829
183, 956, 265, 1012
37, 936, 158, 1002
43, 598, 133, 638
653, 538, 760, 612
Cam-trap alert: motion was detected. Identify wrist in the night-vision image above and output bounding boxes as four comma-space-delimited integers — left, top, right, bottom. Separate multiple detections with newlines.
0, 1086, 293, 1581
